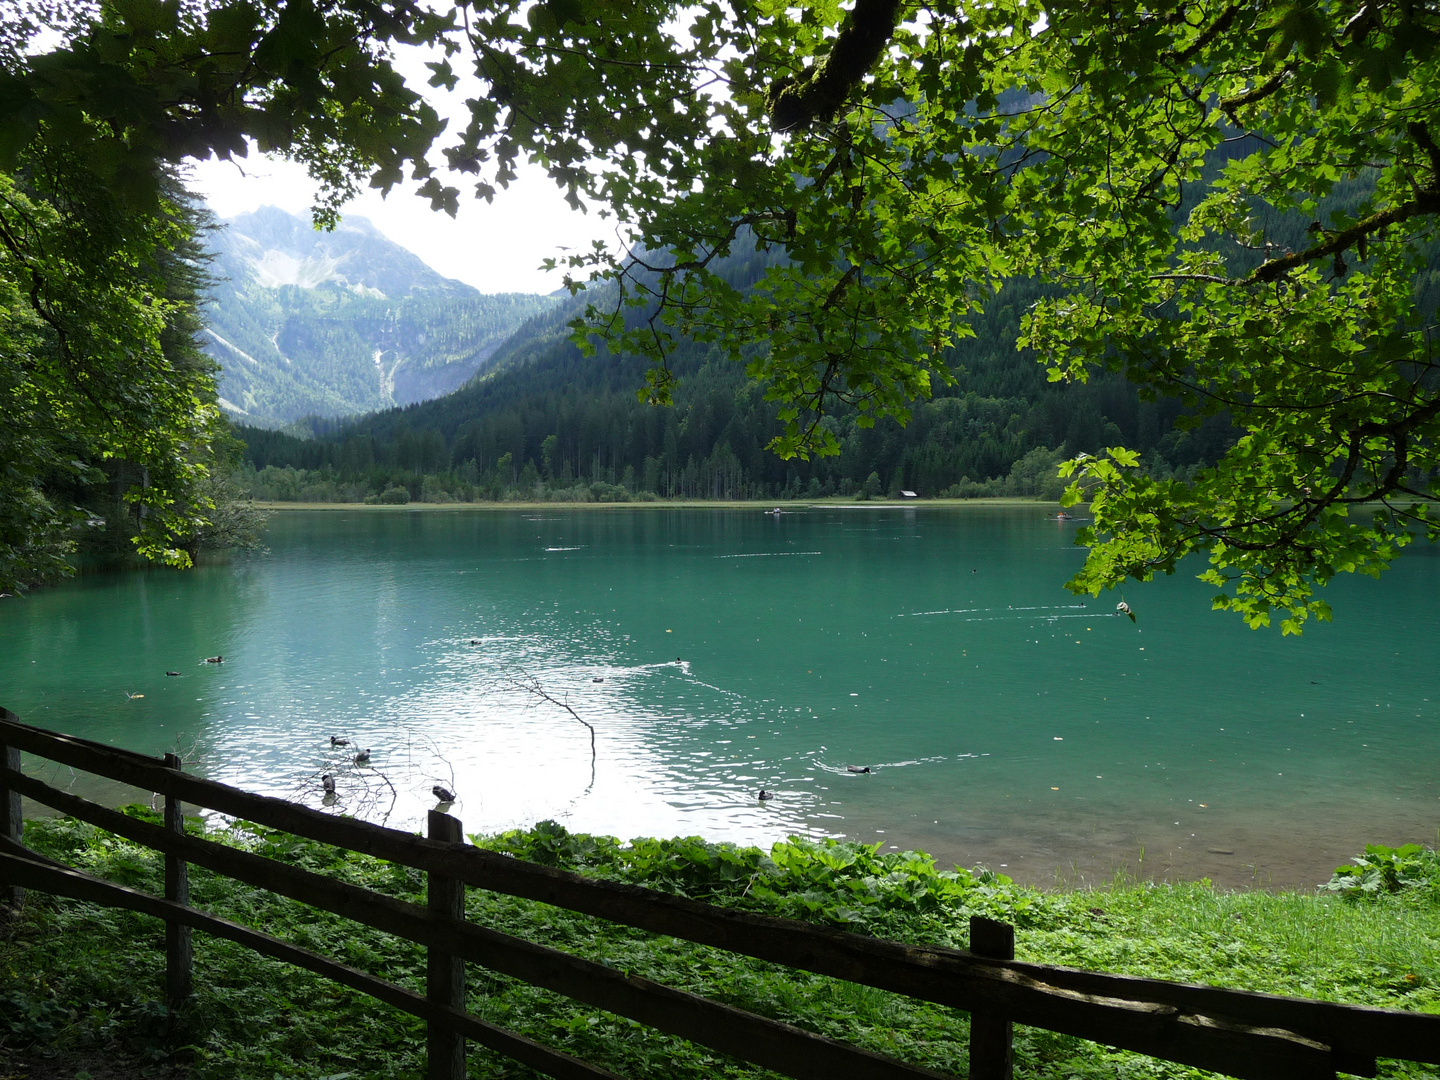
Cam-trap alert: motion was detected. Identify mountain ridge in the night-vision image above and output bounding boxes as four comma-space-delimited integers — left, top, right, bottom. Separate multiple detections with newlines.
201, 205, 559, 423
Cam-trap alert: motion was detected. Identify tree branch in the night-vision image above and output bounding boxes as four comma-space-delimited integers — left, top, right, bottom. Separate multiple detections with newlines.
767, 0, 903, 131
1250, 190, 1440, 283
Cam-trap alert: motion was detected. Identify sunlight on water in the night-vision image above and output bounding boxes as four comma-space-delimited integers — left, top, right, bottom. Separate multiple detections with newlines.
2, 505, 1437, 888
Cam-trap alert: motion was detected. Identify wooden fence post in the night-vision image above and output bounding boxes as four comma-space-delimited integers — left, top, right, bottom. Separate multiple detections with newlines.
0, 739, 22, 909
968, 916, 1014, 1080
427, 810, 466, 1080
163, 753, 192, 1007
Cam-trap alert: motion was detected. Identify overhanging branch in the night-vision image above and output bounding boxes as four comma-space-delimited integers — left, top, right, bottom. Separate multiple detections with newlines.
766, 0, 903, 132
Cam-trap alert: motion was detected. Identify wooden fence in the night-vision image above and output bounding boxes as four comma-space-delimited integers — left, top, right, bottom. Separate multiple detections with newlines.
1, 710, 1436, 1080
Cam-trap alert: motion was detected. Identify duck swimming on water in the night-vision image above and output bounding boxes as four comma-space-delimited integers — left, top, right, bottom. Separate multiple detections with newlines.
203, 655, 223, 664
321, 774, 336, 795
330, 735, 350, 747
757, 790, 774, 801
354, 748, 371, 765
847, 765, 871, 774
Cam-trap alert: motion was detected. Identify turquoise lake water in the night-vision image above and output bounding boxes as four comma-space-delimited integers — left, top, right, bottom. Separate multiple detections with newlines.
1, 505, 1435, 888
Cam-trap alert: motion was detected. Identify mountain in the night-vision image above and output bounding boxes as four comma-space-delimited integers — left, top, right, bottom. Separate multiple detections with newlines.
237, 263, 1235, 504
201, 206, 559, 423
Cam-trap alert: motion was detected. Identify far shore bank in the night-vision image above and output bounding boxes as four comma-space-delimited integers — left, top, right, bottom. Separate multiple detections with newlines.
250, 497, 1066, 511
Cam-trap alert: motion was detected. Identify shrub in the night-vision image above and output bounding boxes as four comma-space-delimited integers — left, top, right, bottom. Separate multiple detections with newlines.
1322, 844, 1440, 900
478, 821, 1022, 929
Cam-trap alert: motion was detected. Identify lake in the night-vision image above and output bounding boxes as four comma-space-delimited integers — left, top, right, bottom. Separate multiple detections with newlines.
1, 505, 1435, 889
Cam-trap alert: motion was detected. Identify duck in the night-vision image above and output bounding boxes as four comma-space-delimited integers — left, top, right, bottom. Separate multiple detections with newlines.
321, 773, 336, 795
847, 765, 871, 774
165, 671, 181, 677
468, 639, 481, 645
757, 789, 774, 801
354, 748, 371, 765
592, 676, 605, 683
330, 735, 350, 747
432, 784, 456, 803
203, 655, 223, 664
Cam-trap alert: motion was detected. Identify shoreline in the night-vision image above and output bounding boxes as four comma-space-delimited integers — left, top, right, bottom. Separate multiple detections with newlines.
15, 779, 1396, 896
249, 497, 1063, 511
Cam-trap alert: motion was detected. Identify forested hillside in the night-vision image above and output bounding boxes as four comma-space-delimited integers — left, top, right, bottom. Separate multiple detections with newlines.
204, 207, 558, 422
232, 137, 1419, 506
235, 272, 1236, 504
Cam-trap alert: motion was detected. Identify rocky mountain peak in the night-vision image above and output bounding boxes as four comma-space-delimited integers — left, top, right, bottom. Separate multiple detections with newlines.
214, 206, 470, 300
201, 206, 557, 423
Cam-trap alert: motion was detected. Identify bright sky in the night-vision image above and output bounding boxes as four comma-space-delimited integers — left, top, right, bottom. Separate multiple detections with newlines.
187, 152, 613, 296
185, 43, 616, 297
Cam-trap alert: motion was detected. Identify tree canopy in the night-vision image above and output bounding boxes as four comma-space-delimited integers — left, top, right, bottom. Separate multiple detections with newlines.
5, 0, 1439, 629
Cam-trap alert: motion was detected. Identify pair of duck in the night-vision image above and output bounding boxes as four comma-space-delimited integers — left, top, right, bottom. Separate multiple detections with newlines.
318, 774, 454, 803
330, 735, 370, 762
161, 656, 219, 676
761, 765, 870, 800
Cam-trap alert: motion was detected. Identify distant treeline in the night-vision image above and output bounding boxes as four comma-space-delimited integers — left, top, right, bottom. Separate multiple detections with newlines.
229, 138, 1426, 507
235, 275, 1236, 505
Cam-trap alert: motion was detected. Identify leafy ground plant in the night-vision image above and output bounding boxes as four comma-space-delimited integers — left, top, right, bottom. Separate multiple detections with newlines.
1321, 845, 1440, 901
1, 812, 1437, 1079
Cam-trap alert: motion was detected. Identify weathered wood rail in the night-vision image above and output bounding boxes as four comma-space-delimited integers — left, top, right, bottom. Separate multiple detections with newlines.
1, 710, 1436, 1080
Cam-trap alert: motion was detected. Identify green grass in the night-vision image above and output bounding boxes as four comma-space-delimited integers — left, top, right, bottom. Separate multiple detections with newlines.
2, 813, 1437, 1079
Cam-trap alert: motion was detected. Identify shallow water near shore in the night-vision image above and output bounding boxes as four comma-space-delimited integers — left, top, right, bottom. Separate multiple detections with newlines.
1, 505, 1436, 889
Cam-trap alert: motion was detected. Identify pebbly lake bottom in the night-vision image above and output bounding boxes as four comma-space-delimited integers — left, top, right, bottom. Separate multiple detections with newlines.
2, 505, 1436, 892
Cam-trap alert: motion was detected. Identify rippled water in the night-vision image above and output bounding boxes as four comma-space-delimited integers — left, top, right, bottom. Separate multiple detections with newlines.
2, 506, 1436, 888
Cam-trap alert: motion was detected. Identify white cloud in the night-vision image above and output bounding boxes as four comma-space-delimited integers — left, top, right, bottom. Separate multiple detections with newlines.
184, 41, 618, 296
186, 149, 615, 296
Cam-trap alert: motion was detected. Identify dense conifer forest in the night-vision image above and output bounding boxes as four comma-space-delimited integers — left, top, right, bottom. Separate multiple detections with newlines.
235, 275, 1236, 504
233, 150, 1414, 507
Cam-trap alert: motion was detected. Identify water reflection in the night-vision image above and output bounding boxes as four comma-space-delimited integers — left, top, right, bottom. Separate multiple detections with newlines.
1, 506, 1437, 889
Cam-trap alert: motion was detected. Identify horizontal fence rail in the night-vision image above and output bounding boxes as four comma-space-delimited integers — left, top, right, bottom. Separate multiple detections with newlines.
2, 711, 1437, 1080
0, 837, 625, 1080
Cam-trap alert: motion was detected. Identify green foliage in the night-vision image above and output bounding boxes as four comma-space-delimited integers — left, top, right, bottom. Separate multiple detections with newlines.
443, 0, 1440, 629
0, 0, 450, 226
371, 484, 410, 505
1323, 845, 1440, 901
0, 156, 237, 591
233, 273, 1210, 504
0, 0, 456, 589
482, 821, 1016, 928
7, 814, 1439, 1079
11, 0, 1440, 622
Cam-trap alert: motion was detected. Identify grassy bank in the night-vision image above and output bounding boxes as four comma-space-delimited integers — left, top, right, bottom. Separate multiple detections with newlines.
2, 814, 1437, 1079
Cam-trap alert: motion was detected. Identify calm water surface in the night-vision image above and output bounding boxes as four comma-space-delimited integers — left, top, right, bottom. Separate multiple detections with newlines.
1, 506, 1436, 888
